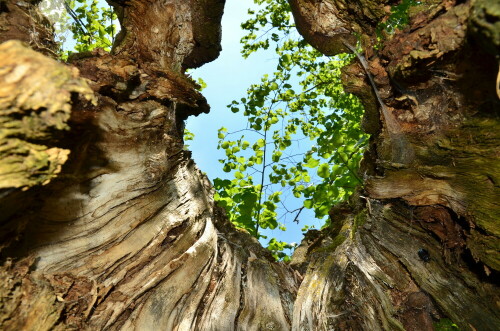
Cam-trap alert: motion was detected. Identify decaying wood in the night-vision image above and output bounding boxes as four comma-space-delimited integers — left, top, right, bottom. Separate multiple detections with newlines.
0, 40, 94, 190
1, 1, 296, 329
0, 0, 499, 330
0, 0, 59, 57
111, 0, 224, 71
289, 0, 500, 330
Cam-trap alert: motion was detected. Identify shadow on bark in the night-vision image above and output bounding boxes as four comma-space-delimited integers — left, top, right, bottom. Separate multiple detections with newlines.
0, 0, 499, 330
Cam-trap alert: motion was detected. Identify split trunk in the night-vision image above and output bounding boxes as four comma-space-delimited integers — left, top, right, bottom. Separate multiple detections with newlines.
0, 0, 498, 330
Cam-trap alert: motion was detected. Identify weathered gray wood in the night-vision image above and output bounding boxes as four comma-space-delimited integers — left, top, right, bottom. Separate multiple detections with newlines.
0, 0, 499, 330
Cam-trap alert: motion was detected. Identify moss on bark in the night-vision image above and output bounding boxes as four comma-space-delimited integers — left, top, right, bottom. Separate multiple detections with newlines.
0, 41, 94, 189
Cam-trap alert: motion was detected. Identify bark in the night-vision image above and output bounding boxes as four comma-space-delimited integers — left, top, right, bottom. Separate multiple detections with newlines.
289, 0, 500, 330
0, 41, 94, 189
0, 0, 499, 330
0, 0, 59, 57
1, 1, 297, 330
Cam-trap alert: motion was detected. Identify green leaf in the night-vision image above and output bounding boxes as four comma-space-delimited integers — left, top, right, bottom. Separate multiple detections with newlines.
272, 151, 282, 162
305, 157, 319, 168
303, 199, 313, 209
317, 163, 330, 178
269, 82, 279, 90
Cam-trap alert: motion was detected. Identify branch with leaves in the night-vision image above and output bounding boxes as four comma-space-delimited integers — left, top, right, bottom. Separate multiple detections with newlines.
61, 0, 117, 58
214, 0, 367, 260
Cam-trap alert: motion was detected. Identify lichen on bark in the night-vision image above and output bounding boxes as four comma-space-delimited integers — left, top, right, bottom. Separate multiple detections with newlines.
0, 40, 94, 190
0, 0, 499, 330
289, 0, 500, 329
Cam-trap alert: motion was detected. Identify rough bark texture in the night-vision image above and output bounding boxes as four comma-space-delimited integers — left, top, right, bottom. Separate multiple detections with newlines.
289, 0, 500, 330
0, 0, 499, 330
0, 0, 59, 57
1, 0, 297, 330
0, 41, 94, 191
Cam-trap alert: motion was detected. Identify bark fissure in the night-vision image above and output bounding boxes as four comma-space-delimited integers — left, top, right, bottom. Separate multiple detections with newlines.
0, 0, 499, 329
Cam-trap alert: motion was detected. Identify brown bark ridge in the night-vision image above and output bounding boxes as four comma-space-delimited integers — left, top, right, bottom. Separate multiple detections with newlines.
0, 0, 59, 57
0, 0, 499, 330
0, 40, 94, 190
1, 0, 297, 330
289, 0, 500, 330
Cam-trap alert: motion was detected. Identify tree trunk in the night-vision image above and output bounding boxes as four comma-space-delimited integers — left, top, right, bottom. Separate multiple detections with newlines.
288, 0, 500, 330
0, 0, 498, 330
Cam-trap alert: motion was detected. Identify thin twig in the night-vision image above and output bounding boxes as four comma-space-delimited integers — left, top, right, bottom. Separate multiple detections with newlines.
292, 206, 304, 223
341, 39, 400, 134
64, 1, 90, 38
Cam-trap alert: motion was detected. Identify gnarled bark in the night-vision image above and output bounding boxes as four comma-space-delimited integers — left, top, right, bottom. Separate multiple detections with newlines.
0, 0, 499, 330
1, 1, 297, 329
289, 0, 500, 330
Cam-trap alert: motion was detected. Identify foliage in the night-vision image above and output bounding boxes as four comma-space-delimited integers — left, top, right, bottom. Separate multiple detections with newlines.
39, 0, 72, 49
434, 319, 461, 331
62, 0, 117, 57
195, 77, 208, 91
213, 0, 367, 255
377, 0, 421, 37
183, 127, 195, 150
267, 238, 296, 262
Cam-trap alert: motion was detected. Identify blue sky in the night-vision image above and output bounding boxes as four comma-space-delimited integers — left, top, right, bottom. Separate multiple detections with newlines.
49, 0, 324, 249
188, 1, 323, 247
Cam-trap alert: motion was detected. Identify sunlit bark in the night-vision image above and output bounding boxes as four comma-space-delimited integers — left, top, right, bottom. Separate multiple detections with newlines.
0, 0, 498, 330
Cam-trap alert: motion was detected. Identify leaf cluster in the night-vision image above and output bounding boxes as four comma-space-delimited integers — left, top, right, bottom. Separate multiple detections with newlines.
39, 0, 72, 48
377, 0, 422, 37
214, 0, 367, 258
240, 0, 293, 58
62, 0, 117, 57
267, 238, 296, 262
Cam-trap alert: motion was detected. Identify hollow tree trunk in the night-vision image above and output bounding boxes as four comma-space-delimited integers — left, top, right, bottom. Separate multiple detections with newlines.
0, 0, 499, 330
0, 0, 297, 329
288, 0, 500, 330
